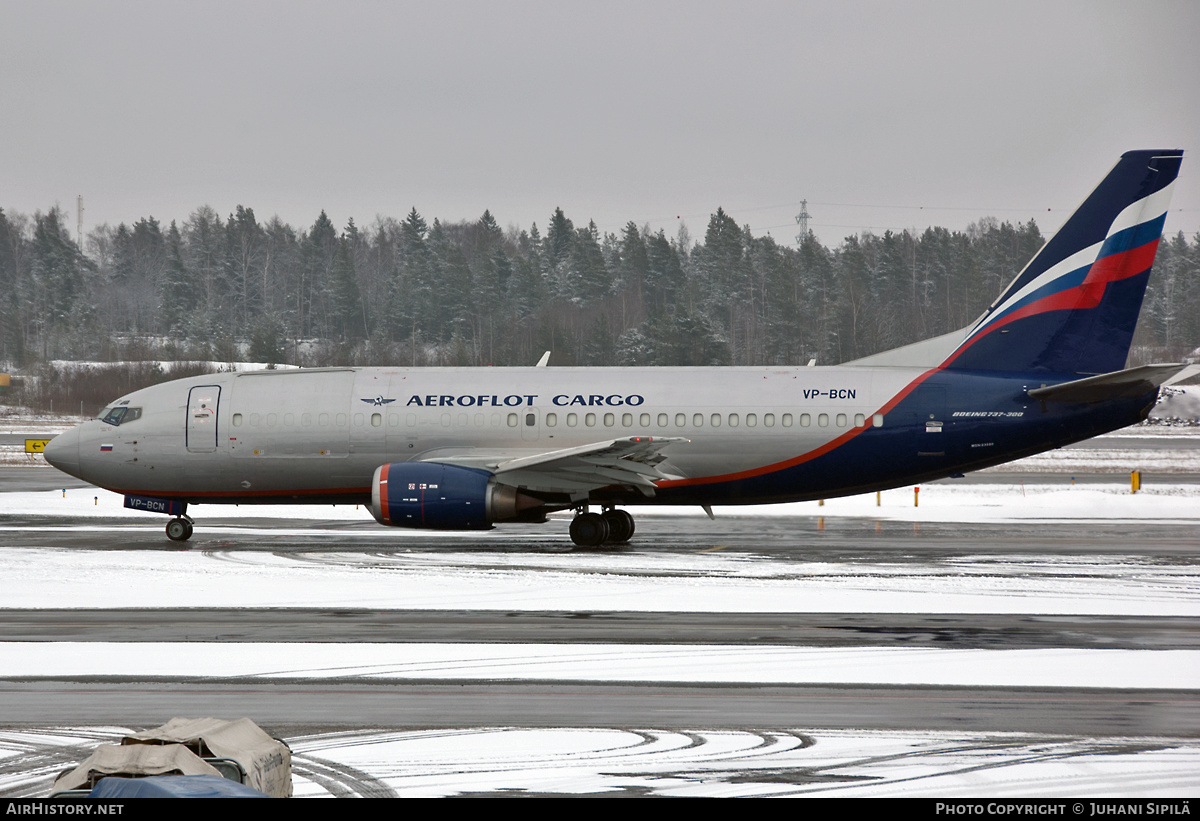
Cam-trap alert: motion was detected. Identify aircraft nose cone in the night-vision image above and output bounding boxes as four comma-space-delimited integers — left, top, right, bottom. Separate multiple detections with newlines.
43, 427, 81, 477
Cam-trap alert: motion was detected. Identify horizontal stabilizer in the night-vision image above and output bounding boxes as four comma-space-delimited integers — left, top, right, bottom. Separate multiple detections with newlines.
1026, 363, 1188, 403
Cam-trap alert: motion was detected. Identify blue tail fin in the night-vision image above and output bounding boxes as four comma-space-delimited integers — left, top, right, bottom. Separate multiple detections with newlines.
942, 149, 1183, 375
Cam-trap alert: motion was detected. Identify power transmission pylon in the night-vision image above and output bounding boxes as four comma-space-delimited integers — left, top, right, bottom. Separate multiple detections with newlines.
794, 200, 811, 244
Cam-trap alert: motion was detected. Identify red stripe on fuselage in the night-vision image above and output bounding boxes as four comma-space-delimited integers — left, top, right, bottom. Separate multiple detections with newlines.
658, 367, 940, 488
106, 485, 371, 501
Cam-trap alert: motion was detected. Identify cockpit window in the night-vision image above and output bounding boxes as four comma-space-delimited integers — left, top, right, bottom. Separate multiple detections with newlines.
99, 407, 142, 426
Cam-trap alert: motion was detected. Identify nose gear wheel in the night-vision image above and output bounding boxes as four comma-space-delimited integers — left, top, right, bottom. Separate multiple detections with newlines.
166, 517, 194, 541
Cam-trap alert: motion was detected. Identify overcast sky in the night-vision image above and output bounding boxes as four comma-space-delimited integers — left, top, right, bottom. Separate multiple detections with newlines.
2, 0, 1198, 248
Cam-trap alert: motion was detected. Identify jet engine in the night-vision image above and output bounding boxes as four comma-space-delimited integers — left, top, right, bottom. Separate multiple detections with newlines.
369, 462, 541, 529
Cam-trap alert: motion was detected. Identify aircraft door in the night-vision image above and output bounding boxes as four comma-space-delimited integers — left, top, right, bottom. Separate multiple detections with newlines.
186, 385, 221, 453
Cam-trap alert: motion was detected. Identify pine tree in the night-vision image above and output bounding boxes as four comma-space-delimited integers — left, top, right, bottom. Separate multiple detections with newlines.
224, 206, 265, 336
0, 208, 22, 363
28, 208, 91, 359
183, 206, 228, 340
329, 234, 365, 342
572, 221, 610, 303
301, 210, 338, 340
159, 222, 197, 337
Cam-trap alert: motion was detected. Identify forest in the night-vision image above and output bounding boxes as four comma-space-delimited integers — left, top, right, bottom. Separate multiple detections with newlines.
2, 201, 1198, 376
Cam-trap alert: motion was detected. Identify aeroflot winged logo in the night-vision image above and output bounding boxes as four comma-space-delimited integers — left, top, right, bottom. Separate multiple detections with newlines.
361, 396, 397, 407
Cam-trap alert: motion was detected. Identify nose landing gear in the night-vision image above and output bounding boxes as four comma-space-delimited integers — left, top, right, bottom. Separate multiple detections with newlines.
569, 506, 635, 547
166, 516, 194, 542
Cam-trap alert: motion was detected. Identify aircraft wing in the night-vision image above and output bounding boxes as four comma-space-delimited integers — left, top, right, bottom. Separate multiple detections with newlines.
426, 436, 690, 496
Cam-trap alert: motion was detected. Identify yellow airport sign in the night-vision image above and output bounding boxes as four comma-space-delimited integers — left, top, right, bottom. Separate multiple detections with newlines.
25, 439, 51, 454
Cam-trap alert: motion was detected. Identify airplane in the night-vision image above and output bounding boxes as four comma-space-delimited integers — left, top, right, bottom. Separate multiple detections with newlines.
44, 149, 1186, 546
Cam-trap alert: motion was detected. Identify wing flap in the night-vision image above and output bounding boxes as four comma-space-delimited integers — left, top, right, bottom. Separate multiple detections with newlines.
425, 436, 689, 496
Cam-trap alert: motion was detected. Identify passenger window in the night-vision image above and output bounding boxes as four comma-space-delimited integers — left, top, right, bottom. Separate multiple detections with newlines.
818, 413, 829, 427
546, 413, 557, 427
507, 413, 518, 427
622, 413, 633, 427
232, 413, 243, 427
640, 413, 650, 427
747, 413, 757, 427
586, 413, 597, 427
526, 413, 536, 426
371, 413, 382, 427
267, 413, 278, 426
782, 413, 793, 427
873, 413, 884, 427
800, 413, 811, 427
658, 413, 668, 427
729, 413, 739, 427
710, 413, 721, 427
764, 413, 775, 427
674, 413, 685, 427
854, 413, 866, 427
567, 413, 578, 427
693, 413, 703, 427
836, 413, 847, 427
603, 412, 614, 426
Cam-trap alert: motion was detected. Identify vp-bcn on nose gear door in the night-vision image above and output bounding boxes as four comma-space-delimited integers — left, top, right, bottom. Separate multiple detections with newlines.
186, 385, 221, 453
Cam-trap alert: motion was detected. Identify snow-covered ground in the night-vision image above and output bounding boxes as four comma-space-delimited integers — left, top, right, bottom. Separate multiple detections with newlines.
2, 726, 1195, 798
2, 486, 1199, 617
3, 474, 1199, 527
289, 727, 1200, 798
1, 400, 1198, 797
1, 642, 1194, 689
1, 484, 1197, 797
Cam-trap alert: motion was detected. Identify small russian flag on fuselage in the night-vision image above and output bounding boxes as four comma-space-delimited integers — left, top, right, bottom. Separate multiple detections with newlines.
100, 444, 113, 452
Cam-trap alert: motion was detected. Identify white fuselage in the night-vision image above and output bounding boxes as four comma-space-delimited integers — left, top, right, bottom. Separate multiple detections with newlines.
50, 365, 928, 504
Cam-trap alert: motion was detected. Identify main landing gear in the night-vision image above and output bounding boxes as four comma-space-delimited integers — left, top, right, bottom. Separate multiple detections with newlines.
569, 506, 635, 547
165, 516, 194, 542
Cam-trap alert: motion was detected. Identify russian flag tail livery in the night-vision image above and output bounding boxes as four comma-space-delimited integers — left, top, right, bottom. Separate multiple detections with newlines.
942, 149, 1183, 376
